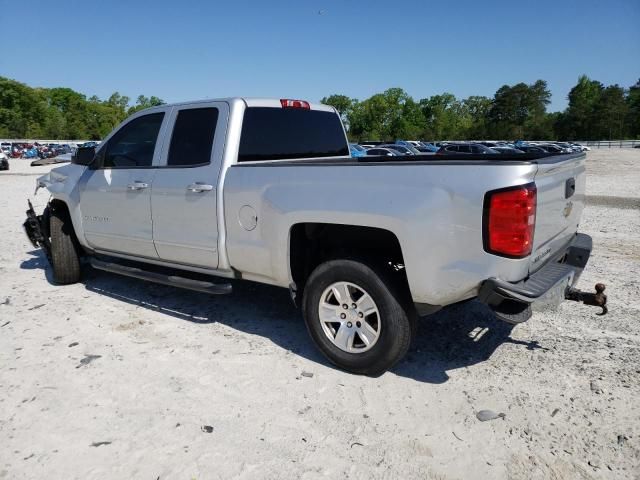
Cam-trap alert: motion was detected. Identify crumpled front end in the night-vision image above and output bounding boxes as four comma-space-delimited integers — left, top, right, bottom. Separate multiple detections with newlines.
23, 200, 51, 260
26, 163, 88, 257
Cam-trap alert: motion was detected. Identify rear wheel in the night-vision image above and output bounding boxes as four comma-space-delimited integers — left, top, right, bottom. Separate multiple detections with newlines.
49, 208, 81, 284
302, 259, 413, 376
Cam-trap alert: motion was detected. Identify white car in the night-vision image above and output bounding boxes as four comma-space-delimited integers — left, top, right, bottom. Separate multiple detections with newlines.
572, 143, 590, 151
0, 151, 9, 170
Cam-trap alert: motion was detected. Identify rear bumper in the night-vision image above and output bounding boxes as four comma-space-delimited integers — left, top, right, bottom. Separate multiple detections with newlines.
478, 233, 592, 322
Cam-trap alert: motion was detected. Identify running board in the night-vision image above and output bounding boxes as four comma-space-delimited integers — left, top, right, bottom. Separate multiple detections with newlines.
89, 258, 232, 295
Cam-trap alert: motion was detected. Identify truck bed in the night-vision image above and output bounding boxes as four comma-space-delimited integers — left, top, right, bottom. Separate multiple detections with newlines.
239, 152, 582, 166
225, 152, 586, 306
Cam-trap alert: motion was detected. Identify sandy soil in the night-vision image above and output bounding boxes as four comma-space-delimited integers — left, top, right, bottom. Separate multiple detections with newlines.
1, 151, 639, 480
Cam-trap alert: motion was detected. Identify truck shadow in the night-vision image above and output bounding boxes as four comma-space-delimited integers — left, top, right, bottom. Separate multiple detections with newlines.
20, 249, 55, 283
393, 302, 546, 383
20, 250, 546, 384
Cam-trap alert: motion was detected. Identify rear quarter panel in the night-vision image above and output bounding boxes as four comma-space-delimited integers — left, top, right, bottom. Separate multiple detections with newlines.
223, 161, 539, 306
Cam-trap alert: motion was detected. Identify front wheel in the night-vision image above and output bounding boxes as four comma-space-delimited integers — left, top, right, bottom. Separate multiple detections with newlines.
49, 207, 82, 285
302, 259, 413, 376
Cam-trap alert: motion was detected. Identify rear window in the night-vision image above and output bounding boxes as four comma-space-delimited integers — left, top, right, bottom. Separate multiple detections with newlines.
167, 107, 219, 167
238, 107, 348, 162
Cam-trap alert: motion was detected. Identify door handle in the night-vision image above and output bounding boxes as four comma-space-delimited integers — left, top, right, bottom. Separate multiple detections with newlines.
187, 183, 214, 193
127, 181, 149, 190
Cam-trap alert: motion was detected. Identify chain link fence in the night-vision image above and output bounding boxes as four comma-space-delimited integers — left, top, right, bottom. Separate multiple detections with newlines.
576, 140, 640, 149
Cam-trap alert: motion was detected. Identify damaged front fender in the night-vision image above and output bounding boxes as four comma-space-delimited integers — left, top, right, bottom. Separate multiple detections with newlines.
35, 168, 69, 195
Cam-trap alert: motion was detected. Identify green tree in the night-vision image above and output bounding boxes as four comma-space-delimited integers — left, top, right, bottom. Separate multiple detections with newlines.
563, 75, 603, 139
626, 79, 640, 138
419, 93, 465, 140
488, 80, 551, 139
320, 94, 356, 120
127, 95, 165, 115
461, 95, 492, 139
0, 77, 48, 137
593, 85, 628, 140
348, 88, 425, 141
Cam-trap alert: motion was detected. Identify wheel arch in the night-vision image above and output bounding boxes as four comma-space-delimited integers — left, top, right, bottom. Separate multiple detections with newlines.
288, 222, 407, 302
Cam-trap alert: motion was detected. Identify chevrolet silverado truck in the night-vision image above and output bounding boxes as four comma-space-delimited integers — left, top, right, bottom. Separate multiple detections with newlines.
23, 98, 607, 375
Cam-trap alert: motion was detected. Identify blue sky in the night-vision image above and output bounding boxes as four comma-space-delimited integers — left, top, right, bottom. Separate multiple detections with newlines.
1, 0, 638, 111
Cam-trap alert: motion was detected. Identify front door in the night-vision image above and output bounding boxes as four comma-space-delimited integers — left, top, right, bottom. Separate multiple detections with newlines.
79, 110, 168, 258
150, 102, 228, 268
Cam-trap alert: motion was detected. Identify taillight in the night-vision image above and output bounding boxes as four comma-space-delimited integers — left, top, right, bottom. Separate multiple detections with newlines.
280, 99, 310, 109
483, 183, 536, 258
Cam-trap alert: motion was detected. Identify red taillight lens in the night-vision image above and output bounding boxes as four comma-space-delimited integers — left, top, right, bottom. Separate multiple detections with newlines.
484, 184, 536, 258
280, 99, 310, 109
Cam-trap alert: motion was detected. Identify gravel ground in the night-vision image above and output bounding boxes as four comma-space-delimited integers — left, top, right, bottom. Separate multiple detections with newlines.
1, 150, 639, 479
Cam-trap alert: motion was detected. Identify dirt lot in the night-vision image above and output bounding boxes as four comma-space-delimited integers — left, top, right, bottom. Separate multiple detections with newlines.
1, 150, 639, 479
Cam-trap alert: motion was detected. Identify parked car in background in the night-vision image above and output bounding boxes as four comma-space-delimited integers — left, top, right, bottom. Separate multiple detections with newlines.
378, 144, 415, 155
394, 141, 422, 154
517, 146, 547, 153
11, 145, 24, 158
553, 142, 578, 152
436, 143, 499, 155
416, 142, 439, 153
491, 146, 525, 155
365, 147, 403, 156
22, 147, 39, 159
537, 144, 566, 154
57, 144, 73, 154
349, 143, 367, 158
549, 143, 576, 153
571, 143, 590, 151
0, 151, 9, 170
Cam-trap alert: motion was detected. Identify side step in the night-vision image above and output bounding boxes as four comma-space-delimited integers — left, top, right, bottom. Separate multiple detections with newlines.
89, 258, 232, 295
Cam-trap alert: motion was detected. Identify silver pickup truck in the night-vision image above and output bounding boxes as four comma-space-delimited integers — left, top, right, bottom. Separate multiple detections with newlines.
23, 97, 607, 375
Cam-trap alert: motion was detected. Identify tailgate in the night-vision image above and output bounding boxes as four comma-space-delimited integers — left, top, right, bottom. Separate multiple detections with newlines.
529, 153, 587, 273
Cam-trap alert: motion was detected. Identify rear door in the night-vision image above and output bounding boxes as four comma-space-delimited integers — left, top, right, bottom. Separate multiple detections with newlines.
529, 154, 587, 272
150, 102, 229, 268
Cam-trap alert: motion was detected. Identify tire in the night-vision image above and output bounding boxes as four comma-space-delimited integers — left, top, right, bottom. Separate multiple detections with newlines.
49, 207, 81, 285
302, 259, 414, 376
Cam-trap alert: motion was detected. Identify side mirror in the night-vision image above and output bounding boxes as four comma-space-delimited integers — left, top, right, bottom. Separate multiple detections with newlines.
72, 146, 96, 166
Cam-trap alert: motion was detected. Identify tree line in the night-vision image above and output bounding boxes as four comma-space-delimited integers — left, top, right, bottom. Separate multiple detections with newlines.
322, 75, 640, 142
1, 74, 638, 141
0, 76, 164, 139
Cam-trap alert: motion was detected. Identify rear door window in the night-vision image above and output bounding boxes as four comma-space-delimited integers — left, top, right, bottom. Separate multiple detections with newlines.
238, 107, 348, 162
167, 107, 219, 167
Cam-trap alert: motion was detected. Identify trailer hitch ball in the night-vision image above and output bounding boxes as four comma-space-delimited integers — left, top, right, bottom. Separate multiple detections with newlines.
565, 283, 608, 316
